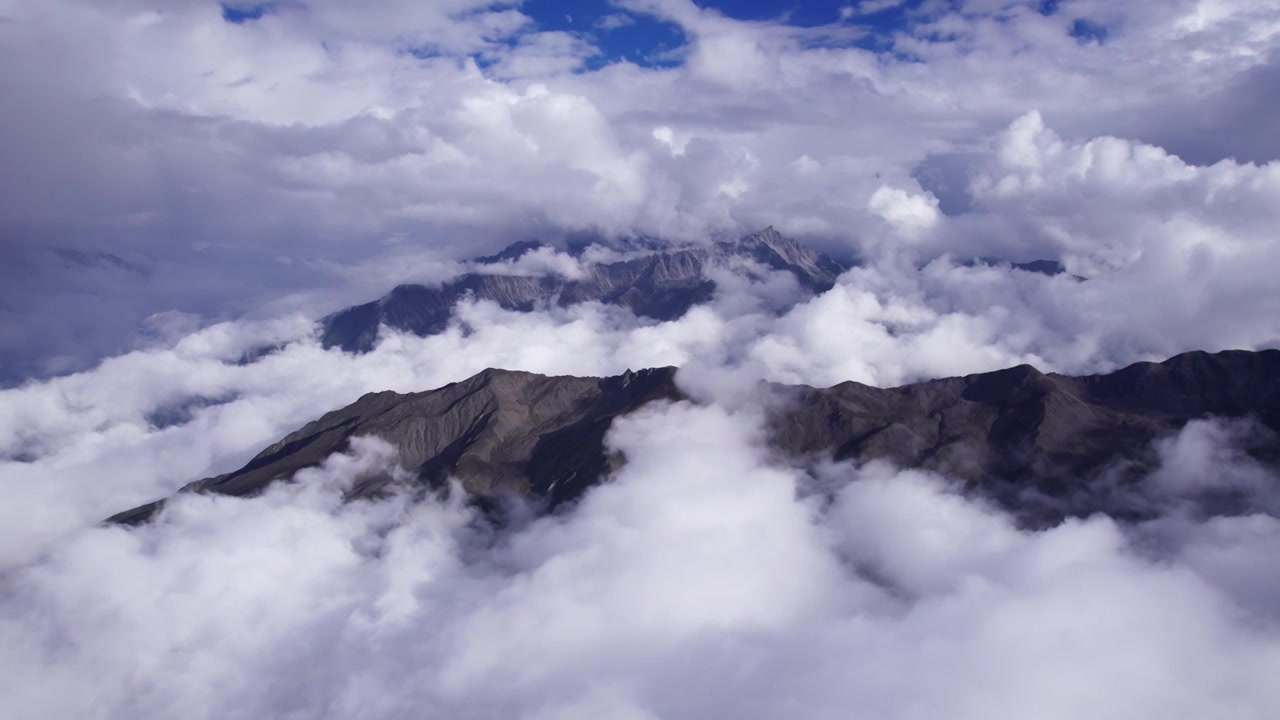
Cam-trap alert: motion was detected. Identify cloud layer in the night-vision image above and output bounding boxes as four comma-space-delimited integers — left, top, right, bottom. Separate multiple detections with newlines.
3, 399, 1279, 719
3, 0, 1279, 377
5, 103, 1280, 557
3, 2, 1280, 716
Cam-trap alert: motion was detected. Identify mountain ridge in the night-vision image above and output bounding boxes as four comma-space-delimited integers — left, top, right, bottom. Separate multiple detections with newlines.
109, 349, 1280, 527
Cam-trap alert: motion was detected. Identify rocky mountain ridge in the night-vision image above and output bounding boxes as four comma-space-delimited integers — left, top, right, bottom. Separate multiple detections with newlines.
110, 349, 1280, 527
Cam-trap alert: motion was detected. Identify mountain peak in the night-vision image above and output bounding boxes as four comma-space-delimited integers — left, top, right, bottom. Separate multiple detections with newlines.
109, 366, 683, 525
745, 225, 782, 241
719, 227, 846, 292
960, 363, 1055, 405
736, 225, 789, 252
473, 240, 547, 265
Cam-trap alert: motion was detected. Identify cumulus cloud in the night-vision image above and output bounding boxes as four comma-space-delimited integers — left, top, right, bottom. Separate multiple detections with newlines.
2, 2, 1280, 715
2, 250, 1278, 719
5, 105, 1280, 552
868, 185, 942, 241
4, 0, 1279, 376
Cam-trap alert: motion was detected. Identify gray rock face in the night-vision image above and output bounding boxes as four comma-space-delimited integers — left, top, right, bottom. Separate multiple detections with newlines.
320, 227, 848, 353
110, 350, 1280, 527
109, 367, 682, 525
771, 350, 1280, 523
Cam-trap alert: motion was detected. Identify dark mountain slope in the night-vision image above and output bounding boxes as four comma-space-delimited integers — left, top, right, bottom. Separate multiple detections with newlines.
110, 367, 681, 525
110, 350, 1280, 526
772, 350, 1280, 521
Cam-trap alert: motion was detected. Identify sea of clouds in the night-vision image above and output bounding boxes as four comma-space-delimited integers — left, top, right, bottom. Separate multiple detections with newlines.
3, 397, 1279, 719
2, 1, 1280, 718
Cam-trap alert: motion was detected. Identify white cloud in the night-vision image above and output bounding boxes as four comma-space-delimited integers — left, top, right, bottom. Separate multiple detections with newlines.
470, 246, 588, 279
597, 13, 636, 31
1, 4, 1280, 714
868, 185, 942, 240
1145, 418, 1279, 513
5, 0, 1279, 376
842, 0, 910, 18
2, 395, 1279, 719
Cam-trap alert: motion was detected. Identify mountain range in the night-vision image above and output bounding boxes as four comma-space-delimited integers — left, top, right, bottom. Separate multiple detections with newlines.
319, 226, 848, 352
317, 227, 1081, 353
110, 349, 1280, 528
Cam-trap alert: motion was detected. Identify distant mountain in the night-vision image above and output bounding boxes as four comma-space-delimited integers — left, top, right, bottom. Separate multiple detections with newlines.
964, 256, 1076, 277
111, 350, 1280, 528
51, 247, 150, 277
471, 239, 546, 264
320, 227, 849, 353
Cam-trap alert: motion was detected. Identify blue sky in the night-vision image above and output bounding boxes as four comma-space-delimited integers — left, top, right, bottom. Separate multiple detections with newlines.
521, 0, 689, 67
223, 1, 929, 66
220, 0, 1112, 70
517, 0, 923, 63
